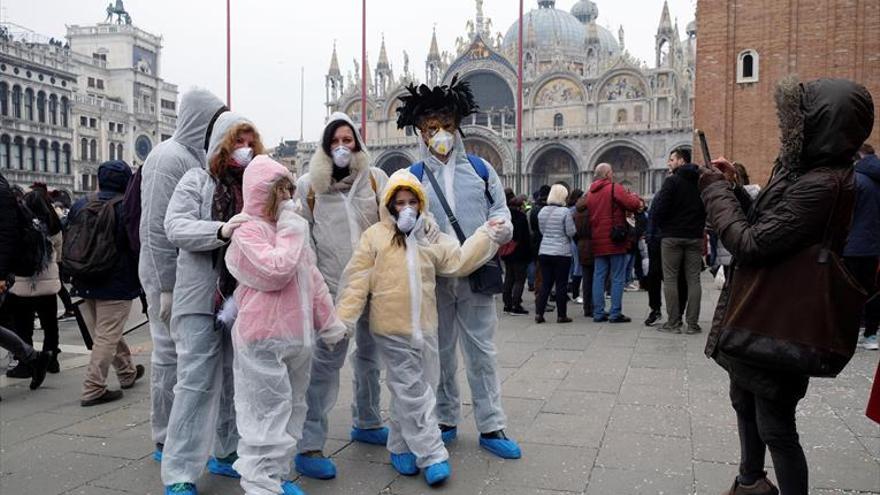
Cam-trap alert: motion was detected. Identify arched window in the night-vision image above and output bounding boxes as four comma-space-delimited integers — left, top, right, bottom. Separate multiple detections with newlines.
109, 142, 116, 160
0, 82, 7, 116
89, 139, 97, 162
0, 135, 9, 168
62, 144, 71, 174
36, 91, 46, 123
13, 137, 23, 169
616, 109, 628, 123
38, 140, 48, 172
11, 86, 22, 119
553, 113, 564, 129
48, 95, 58, 126
116, 143, 123, 161
737, 49, 759, 83
24, 89, 34, 121
26, 138, 36, 170
80, 138, 88, 161
51, 142, 60, 172
60, 97, 69, 127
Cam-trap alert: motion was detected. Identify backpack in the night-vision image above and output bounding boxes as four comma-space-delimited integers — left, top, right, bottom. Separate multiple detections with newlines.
409, 154, 495, 207
62, 195, 124, 280
14, 200, 53, 278
122, 165, 143, 254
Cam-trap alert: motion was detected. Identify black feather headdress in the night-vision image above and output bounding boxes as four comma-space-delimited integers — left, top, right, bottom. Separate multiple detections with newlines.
395, 74, 479, 130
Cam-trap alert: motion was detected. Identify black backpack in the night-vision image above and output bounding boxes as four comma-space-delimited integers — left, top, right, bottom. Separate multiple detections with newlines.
122, 165, 142, 254
14, 200, 53, 278
62, 195, 123, 280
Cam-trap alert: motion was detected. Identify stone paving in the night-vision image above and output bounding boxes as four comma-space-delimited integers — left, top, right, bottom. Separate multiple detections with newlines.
1, 278, 878, 494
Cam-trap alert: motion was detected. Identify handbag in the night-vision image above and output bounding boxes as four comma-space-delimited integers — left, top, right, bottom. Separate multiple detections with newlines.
609, 182, 632, 244
498, 240, 518, 257
717, 172, 866, 377
420, 165, 503, 295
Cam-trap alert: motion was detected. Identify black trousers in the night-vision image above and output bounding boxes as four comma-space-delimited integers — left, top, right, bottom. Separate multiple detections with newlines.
536, 255, 572, 318
844, 256, 880, 338
730, 380, 809, 494
502, 260, 528, 309
646, 240, 688, 315
581, 263, 594, 315
7, 293, 59, 353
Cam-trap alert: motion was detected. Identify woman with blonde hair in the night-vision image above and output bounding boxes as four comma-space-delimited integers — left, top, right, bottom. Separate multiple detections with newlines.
535, 183, 576, 323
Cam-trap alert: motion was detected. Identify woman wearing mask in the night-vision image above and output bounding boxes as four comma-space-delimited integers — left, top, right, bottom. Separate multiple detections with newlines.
161, 112, 263, 495
535, 184, 576, 324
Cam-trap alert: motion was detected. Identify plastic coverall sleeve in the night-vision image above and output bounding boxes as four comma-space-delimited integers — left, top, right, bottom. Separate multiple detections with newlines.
485, 163, 513, 243
164, 169, 228, 253
226, 210, 308, 293
335, 230, 375, 327
434, 225, 498, 278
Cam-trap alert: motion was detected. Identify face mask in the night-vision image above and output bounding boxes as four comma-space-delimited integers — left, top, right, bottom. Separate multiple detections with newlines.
231, 147, 253, 166
396, 206, 418, 234
428, 129, 455, 157
332, 146, 352, 168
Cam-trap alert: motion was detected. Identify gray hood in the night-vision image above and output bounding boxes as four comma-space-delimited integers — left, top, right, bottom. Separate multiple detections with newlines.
172, 88, 227, 153
206, 112, 254, 169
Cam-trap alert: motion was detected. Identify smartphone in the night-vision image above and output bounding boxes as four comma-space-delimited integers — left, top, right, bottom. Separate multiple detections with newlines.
696, 129, 715, 170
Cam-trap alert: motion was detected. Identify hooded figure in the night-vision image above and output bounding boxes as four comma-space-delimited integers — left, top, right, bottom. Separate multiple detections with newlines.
225, 155, 345, 495
395, 76, 519, 460
160, 112, 261, 491
293, 112, 390, 479
138, 88, 226, 454
699, 78, 874, 495
335, 169, 500, 485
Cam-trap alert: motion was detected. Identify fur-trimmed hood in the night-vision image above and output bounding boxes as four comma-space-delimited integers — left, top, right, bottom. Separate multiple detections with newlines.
307, 112, 372, 194
774, 77, 874, 173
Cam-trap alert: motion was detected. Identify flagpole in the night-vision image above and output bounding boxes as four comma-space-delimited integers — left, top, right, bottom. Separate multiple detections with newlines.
226, 0, 231, 108
515, 0, 523, 193
361, 0, 367, 143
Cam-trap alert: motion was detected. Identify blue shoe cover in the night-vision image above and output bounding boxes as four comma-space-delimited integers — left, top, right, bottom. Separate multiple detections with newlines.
207, 456, 241, 479
479, 436, 522, 459
424, 461, 451, 486
165, 483, 197, 495
390, 452, 419, 476
440, 426, 457, 444
350, 426, 389, 445
294, 453, 337, 480
153, 449, 163, 462
281, 480, 306, 495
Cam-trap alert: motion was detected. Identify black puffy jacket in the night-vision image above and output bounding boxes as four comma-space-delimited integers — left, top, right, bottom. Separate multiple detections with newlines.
0, 171, 17, 282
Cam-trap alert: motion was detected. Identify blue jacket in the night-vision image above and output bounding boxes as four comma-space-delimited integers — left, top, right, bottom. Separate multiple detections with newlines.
844, 153, 880, 257
69, 161, 141, 300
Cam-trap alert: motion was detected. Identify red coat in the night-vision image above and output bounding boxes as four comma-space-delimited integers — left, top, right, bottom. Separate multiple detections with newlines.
868, 361, 880, 424
586, 178, 642, 257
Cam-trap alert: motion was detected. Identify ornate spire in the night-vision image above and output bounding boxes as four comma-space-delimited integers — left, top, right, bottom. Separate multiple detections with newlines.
427, 26, 441, 62
328, 41, 341, 76
475, 0, 484, 36
377, 34, 390, 70
618, 25, 625, 50
658, 0, 673, 32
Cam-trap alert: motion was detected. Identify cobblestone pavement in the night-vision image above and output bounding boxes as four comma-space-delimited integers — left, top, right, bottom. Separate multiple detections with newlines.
1, 278, 878, 494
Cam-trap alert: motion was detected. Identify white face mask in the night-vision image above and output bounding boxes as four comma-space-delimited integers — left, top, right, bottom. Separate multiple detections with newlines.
428, 129, 455, 157
396, 206, 418, 234
231, 147, 254, 166
332, 146, 352, 168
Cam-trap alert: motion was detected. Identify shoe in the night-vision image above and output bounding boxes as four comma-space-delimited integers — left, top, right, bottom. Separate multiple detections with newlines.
644, 310, 662, 327
58, 310, 76, 321
503, 306, 511, 314
863, 335, 879, 350
295, 451, 336, 479
121, 364, 146, 389
685, 324, 703, 335
281, 480, 306, 495
657, 323, 682, 334
479, 430, 522, 459
424, 460, 451, 486
624, 283, 640, 292
165, 483, 197, 495
557, 317, 573, 323
390, 452, 419, 476
81, 389, 123, 407
6, 361, 32, 378
153, 443, 163, 462
351, 426, 389, 445
593, 314, 609, 323
574, 296, 584, 304
47, 349, 60, 374
29, 351, 50, 390
546, 304, 555, 312
207, 454, 240, 478
721, 477, 779, 495
608, 315, 632, 324
440, 425, 457, 444
509, 306, 529, 316
535, 315, 545, 324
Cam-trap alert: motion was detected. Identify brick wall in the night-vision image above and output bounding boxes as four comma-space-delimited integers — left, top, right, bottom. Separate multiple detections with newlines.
694, 0, 879, 185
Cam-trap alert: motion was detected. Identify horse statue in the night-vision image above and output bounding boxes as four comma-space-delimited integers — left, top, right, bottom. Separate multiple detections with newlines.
104, 0, 132, 25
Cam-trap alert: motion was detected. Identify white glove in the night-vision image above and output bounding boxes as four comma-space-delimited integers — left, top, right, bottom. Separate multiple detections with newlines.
486, 218, 513, 244
220, 213, 249, 239
423, 217, 441, 243
159, 291, 173, 323
321, 320, 352, 349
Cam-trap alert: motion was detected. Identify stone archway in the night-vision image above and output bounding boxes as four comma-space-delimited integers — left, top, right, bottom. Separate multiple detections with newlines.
530, 146, 578, 191
593, 145, 650, 195
463, 137, 504, 175
375, 152, 413, 176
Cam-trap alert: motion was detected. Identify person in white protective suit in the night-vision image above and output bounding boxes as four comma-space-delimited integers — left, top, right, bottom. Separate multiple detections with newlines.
161, 112, 266, 495
292, 113, 394, 480
394, 75, 522, 459
138, 88, 227, 461
225, 155, 347, 495
335, 169, 504, 486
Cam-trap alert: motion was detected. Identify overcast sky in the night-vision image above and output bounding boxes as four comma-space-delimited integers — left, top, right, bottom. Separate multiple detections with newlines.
4, 0, 695, 145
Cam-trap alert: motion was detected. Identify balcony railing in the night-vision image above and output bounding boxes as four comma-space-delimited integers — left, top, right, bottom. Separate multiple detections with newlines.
74, 94, 127, 113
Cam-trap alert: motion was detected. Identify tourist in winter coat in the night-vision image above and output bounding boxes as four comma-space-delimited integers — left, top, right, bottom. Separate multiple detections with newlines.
293, 112, 390, 480
567, 189, 584, 303
535, 184, 576, 323
586, 163, 642, 323
502, 192, 532, 316
336, 170, 503, 486
701, 77, 874, 495
225, 155, 346, 495
573, 193, 594, 316
161, 112, 264, 494
138, 88, 227, 458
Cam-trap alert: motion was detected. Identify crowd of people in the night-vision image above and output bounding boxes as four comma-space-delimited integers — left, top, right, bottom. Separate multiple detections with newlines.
0, 76, 877, 495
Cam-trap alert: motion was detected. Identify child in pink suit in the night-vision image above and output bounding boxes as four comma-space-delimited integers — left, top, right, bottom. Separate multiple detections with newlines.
225, 155, 345, 495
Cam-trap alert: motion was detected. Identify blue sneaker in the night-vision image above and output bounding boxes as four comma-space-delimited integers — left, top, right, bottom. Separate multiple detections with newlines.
350, 426, 389, 445
153, 449, 163, 462
165, 483, 197, 495
390, 452, 419, 476
207, 455, 240, 479
424, 460, 451, 486
440, 426, 457, 444
294, 452, 336, 480
281, 480, 306, 495
479, 432, 522, 459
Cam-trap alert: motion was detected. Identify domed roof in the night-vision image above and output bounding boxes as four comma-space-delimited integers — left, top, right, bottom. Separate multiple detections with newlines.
686, 19, 696, 36
571, 0, 598, 23
502, 0, 619, 58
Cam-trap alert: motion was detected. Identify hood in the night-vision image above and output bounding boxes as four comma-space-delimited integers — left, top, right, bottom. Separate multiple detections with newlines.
241, 155, 296, 218
172, 88, 227, 152
307, 112, 372, 194
206, 112, 254, 167
379, 169, 429, 223
97, 160, 132, 193
775, 77, 874, 171
856, 154, 880, 182
674, 163, 701, 182
589, 177, 611, 193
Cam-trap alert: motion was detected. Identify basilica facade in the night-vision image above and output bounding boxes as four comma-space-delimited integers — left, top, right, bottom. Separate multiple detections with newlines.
324, 0, 695, 196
